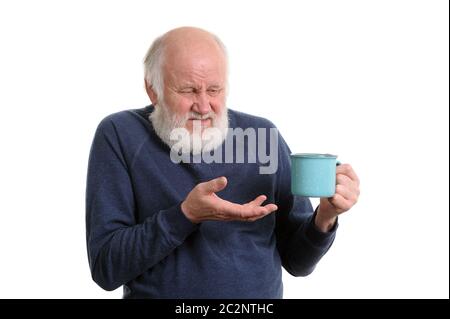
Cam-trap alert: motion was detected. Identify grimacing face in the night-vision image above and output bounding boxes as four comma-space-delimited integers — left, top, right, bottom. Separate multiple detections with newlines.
163, 48, 227, 132
148, 34, 227, 133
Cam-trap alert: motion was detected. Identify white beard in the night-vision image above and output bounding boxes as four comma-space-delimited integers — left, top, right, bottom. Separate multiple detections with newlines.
149, 101, 228, 155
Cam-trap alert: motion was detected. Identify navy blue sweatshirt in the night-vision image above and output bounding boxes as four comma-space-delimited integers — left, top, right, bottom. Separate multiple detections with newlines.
86, 106, 337, 298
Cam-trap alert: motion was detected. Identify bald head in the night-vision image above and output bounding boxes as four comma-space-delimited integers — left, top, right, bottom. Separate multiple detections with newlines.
163, 27, 226, 57
144, 27, 228, 102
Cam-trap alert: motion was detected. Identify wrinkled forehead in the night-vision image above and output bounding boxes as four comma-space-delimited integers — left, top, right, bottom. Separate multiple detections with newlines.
163, 43, 227, 84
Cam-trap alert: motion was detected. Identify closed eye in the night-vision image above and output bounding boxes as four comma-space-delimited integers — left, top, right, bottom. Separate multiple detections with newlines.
207, 88, 222, 96
178, 87, 195, 94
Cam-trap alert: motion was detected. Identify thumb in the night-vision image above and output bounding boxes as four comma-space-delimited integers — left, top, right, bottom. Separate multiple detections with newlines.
201, 176, 228, 194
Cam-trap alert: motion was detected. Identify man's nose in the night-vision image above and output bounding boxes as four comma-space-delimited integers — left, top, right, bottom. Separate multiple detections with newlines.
192, 91, 211, 115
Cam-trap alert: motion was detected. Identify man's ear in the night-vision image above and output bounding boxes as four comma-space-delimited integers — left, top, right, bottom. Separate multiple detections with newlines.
144, 79, 158, 105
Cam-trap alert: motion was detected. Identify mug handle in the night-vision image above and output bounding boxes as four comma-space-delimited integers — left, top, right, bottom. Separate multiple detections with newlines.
336, 160, 341, 166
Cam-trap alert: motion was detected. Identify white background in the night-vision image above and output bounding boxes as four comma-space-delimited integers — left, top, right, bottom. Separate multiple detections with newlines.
0, 0, 448, 299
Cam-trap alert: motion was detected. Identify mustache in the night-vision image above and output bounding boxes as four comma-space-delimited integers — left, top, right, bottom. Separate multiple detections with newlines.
187, 111, 216, 120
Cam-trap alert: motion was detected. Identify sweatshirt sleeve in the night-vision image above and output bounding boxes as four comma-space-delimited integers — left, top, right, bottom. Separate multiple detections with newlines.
274, 132, 338, 277
85, 117, 199, 291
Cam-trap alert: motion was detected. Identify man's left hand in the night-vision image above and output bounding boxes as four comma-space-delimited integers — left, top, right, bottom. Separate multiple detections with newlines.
315, 164, 360, 232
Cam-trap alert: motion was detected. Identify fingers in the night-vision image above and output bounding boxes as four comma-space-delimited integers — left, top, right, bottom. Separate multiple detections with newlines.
335, 184, 358, 203
329, 193, 354, 212
336, 166, 360, 203
216, 195, 278, 222
336, 174, 359, 194
200, 176, 228, 194
243, 204, 278, 222
249, 195, 267, 207
188, 178, 279, 223
336, 164, 360, 186
263, 203, 278, 213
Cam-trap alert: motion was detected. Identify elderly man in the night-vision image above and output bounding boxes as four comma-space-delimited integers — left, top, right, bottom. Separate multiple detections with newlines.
86, 27, 360, 298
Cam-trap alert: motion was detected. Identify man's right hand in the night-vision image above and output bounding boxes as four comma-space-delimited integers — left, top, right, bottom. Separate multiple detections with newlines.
181, 176, 278, 223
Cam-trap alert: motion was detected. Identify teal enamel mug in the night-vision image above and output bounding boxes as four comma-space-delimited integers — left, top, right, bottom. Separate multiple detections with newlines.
290, 153, 340, 197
